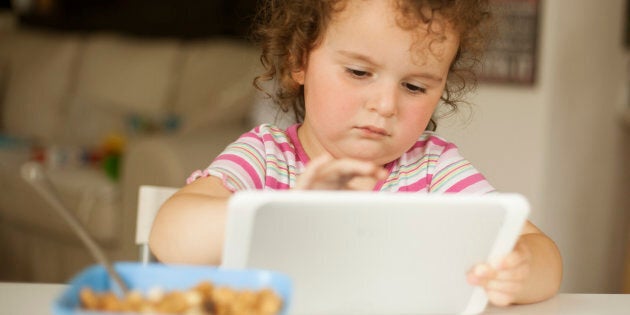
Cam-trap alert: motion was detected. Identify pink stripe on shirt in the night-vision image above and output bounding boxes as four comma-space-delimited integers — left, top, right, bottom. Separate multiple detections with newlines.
398, 177, 429, 192
445, 173, 487, 193
265, 175, 291, 189
215, 154, 263, 189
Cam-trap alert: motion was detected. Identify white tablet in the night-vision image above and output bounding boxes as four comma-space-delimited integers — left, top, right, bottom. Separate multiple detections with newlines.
221, 191, 529, 315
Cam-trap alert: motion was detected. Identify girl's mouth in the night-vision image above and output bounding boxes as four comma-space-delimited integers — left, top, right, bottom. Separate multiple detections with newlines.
356, 125, 389, 137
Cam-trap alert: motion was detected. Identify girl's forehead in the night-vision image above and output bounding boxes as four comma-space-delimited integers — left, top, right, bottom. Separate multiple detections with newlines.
328, 0, 456, 42
332, 0, 433, 25
323, 0, 459, 65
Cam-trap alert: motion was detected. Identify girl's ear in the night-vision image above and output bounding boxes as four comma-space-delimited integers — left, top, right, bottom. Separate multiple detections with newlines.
291, 69, 305, 85
289, 50, 307, 85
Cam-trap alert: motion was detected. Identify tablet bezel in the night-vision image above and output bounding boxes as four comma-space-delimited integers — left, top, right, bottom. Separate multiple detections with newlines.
221, 191, 529, 315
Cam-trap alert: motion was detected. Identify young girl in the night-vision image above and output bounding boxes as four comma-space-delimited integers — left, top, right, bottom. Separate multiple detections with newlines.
150, 0, 562, 306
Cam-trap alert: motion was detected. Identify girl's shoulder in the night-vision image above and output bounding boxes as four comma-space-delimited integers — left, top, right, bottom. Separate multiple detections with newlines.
247, 123, 292, 138
237, 123, 303, 158
395, 131, 462, 166
410, 131, 459, 154
242, 123, 297, 142
235, 123, 297, 146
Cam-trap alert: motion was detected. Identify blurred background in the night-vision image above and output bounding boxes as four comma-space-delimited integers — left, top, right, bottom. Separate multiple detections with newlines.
4, 0, 257, 38
0, 0, 628, 296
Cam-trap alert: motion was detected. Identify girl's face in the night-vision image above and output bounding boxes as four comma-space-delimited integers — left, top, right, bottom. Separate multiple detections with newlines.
294, 0, 460, 165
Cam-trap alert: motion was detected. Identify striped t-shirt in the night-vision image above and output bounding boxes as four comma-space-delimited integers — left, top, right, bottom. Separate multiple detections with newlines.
188, 123, 495, 194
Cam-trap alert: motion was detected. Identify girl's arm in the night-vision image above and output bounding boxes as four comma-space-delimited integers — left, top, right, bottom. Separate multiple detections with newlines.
149, 156, 385, 264
467, 221, 563, 306
149, 176, 232, 265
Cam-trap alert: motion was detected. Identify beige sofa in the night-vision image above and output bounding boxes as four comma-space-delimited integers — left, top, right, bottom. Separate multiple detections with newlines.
0, 13, 273, 283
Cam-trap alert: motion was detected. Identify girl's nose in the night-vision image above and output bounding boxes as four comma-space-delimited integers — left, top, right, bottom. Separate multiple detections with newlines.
366, 85, 398, 117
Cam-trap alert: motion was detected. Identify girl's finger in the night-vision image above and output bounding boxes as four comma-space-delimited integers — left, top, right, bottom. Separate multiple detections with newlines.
325, 158, 386, 178
295, 155, 333, 189
467, 264, 496, 286
494, 261, 530, 281
498, 250, 527, 270
500, 240, 532, 268
486, 290, 515, 307
485, 279, 523, 294
296, 157, 386, 190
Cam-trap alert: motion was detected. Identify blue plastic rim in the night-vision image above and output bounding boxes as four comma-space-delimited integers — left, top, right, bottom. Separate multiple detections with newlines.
53, 262, 292, 315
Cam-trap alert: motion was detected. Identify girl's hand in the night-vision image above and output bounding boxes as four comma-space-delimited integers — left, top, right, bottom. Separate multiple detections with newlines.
296, 155, 387, 190
467, 239, 533, 306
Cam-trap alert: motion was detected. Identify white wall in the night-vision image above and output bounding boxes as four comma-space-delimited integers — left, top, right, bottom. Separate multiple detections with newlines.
439, 0, 629, 293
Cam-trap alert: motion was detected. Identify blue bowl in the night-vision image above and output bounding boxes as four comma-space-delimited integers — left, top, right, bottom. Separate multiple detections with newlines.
53, 262, 292, 315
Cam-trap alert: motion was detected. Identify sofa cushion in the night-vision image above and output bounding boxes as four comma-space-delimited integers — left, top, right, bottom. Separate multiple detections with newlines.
56, 95, 129, 147
172, 39, 261, 133
1, 29, 81, 143
0, 12, 16, 128
0, 148, 121, 245
72, 33, 179, 118
0, 58, 7, 128
54, 33, 182, 147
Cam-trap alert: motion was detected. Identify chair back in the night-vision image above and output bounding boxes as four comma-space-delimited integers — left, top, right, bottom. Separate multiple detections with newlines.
136, 185, 178, 264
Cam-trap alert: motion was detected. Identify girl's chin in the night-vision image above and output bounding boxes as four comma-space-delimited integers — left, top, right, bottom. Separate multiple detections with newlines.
337, 150, 396, 165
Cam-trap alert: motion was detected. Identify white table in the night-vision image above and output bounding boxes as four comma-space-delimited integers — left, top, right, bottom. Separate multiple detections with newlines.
1, 282, 629, 314
0, 282, 66, 315
482, 294, 630, 314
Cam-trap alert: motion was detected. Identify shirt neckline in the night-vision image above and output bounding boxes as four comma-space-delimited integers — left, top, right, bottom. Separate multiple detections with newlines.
286, 123, 310, 164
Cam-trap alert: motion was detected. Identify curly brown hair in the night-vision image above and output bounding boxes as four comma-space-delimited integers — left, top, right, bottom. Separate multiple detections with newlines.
252, 0, 493, 130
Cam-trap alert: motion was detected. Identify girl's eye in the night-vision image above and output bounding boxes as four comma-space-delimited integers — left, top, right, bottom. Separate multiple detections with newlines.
403, 82, 426, 94
346, 68, 370, 78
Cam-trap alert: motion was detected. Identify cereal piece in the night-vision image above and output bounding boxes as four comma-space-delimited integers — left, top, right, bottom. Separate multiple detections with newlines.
138, 301, 157, 313
123, 290, 144, 312
79, 287, 99, 310
147, 286, 165, 303
194, 281, 214, 294
239, 290, 258, 307
78, 281, 283, 315
212, 286, 237, 307
100, 292, 123, 312
154, 291, 190, 314
183, 290, 203, 306
201, 298, 217, 314
183, 305, 210, 315
257, 289, 283, 315
194, 281, 215, 302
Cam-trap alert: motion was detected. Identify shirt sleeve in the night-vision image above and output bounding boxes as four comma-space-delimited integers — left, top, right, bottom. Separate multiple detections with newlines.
187, 127, 267, 191
427, 137, 495, 194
